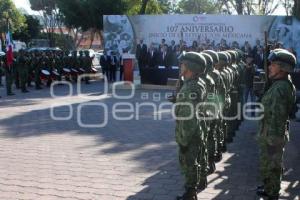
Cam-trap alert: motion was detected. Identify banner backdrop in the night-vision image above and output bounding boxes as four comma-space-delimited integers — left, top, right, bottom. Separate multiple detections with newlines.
103, 15, 300, 65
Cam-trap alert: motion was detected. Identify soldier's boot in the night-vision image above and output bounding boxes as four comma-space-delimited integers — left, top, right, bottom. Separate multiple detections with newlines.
176, 187, 197, 200
207, 160, 216, 175
35, 85, 42, 90
221, 143, 227, 153
46, 79, 52, 87
214, 152, 222, 162
197, 177, 207, 192
256, 188, 279, 200
21, 89, 29, 93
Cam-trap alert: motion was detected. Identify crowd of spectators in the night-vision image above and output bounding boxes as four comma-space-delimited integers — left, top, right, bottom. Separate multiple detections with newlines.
135, 38, 298, 70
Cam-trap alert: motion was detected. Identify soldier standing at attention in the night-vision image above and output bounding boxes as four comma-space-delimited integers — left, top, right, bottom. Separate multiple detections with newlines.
175, 52, 207, 200
17, 50, 29, 93
256, 49, 296, 199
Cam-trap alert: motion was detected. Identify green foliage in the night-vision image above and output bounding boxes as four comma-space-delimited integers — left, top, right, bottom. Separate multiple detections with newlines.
177, 0, 217, 14
125, 0, 172, 15
13, 15, 42, 44
39, 32, 74, 50
57, 0, 128, 31
0, 0, 26, 33
29, 0, 56, 14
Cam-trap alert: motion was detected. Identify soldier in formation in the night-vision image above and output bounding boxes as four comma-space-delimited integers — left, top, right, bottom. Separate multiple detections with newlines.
0, 49, 95, 96
174, 49, 245, 200
256, 49, 296, 200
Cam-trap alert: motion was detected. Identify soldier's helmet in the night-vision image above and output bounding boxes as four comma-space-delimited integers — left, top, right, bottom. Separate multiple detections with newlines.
227, 50, 237, 63
178, 51, 206, 74
268, 48, 297, 73
202, 50, 219, 64
217, 52, 229, 65
200, 52, 213, 72
79, 50, 83, 56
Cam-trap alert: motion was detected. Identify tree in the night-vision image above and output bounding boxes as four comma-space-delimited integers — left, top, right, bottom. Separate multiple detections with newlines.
177, 0, 217, 14
0, 0, 26, 50
13, 15, 42, 45
126, 0, 172, 14
293, 0, 300, 19
29, 0, 64, 47
216, 0, 279, 15
57, 0, 128, 48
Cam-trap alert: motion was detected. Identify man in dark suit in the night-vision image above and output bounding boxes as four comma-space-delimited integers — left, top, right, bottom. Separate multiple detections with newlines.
157, 44, 171, 68
109, 51, 118, 82
146, 43, 158, 68
136, 39, 147, 71
100, 50, 111, 80
254, 46, 264, 69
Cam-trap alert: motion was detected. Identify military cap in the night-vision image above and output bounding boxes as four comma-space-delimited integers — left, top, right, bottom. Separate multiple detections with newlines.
179, 51, 206, 73
200, 52, 213, 72
202, 50, 219, 64
268, 48, 296, 72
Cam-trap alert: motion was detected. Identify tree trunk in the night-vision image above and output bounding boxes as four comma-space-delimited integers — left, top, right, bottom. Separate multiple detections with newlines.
235, 0, 244, 14
76, 33, 84, 49
89, 29, 96, 49
294, 0, 300, 19
139, 0, 149, 14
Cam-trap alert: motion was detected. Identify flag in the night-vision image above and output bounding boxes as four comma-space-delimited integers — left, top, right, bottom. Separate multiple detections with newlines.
5, 31, 14, 66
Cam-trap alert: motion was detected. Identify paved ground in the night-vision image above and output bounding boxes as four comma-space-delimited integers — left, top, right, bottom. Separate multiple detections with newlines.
0, 80, 299, 200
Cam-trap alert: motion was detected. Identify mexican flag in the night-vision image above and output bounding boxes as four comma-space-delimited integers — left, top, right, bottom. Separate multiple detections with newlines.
5, 31, 13, 66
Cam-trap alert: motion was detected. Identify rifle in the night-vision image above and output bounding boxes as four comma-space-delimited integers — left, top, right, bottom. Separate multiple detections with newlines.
263, 31, 270, 92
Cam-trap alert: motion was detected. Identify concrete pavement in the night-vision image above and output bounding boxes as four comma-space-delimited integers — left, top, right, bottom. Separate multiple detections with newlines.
0, 81, 299, 200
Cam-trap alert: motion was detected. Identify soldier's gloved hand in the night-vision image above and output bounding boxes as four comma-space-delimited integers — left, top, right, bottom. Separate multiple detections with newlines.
179, 145, 188, 153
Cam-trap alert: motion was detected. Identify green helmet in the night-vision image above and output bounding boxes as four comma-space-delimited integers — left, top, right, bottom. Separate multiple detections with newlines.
227, 50, 237, 63
178, 51, 206, 74
268, 48, 296, 72
200, 52, 213, 72
217, 52, 229, 66
202, 50, 219, 64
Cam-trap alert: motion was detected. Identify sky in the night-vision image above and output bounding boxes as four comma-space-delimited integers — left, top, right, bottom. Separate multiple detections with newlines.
12, 0, 287, 15
13, 0, 39, 15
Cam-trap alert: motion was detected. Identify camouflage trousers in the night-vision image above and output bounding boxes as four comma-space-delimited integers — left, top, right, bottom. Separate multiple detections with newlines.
178, 142, 202, 188
259, 138, 284, 196
207, 120, 217, 164
198, 133, 208, 182
216, 118, 225, 153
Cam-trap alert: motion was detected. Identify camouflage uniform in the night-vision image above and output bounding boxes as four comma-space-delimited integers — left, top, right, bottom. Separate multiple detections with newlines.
175, 52, 207, 200
257, 49, 296, 199
203, 50, 226, 162
17, 51, 29, 93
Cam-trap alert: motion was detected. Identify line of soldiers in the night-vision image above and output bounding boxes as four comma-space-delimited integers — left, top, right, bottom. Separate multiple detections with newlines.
0, 49, 95, 96
173, 49, 246, 200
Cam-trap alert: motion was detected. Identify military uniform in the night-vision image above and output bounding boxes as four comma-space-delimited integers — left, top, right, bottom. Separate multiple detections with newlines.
175, 52, 207, 200
257, 49, 296, 199
17, 51, 29, 93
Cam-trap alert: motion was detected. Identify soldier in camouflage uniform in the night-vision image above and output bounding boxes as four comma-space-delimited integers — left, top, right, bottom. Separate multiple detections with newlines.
200, 52, 218, 175
175, 52, 207, 200
203, 50, 225, 162
83, 51, 92, 84
216, 52, 231, 152
3, 54, 15, 96
17, 50, 29, 93
256, 49, 296, 199
33, 51, 42, 89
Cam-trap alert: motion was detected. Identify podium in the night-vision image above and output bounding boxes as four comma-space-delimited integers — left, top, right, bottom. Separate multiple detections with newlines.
122, 53, 135, 82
